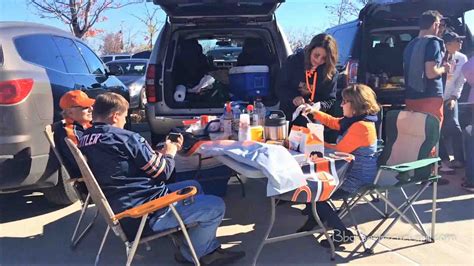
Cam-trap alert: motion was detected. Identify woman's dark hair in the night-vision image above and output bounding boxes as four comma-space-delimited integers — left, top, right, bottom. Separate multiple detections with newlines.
304, 33, 338, 82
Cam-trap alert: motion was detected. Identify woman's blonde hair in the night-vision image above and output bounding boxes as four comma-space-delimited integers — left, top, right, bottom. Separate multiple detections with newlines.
304, 33, 338, 81
342, 84, 380, 116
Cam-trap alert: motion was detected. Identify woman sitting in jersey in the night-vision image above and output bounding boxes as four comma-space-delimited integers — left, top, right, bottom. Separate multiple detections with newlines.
298, 84, 380, 248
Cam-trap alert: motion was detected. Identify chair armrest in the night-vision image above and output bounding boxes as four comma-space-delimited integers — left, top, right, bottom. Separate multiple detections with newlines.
380, 157, 440, 173
66, 177, 84, 183
112, 186, 197, 221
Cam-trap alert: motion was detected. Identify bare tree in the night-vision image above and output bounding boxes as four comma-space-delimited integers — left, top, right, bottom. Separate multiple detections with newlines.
100, 32, 124, 54
28, 0, 142, 39
132, 4, 163, 49
325, 0, 370, 26
285, 27, 320, 52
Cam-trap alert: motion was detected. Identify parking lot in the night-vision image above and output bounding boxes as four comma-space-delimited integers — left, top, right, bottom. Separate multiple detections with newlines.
1, 162, 473, 265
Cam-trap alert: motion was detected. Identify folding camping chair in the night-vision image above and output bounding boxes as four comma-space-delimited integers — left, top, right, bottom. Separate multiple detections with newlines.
44, 124, 99, 249
64, 138, 200, 266
336, 110, 441, 254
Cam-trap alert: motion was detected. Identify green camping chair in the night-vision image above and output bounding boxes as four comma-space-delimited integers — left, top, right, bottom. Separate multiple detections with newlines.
336, 110, 441, 254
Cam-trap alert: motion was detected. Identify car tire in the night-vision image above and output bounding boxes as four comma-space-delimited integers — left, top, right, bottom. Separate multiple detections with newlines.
43, 167, 78, 205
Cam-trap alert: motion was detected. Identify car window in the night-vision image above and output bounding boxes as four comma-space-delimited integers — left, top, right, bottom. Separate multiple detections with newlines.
115, 55, 130, 60
101, 56, 113, 63
14, 34, 66, 72
106, 62, 147, 76
52, 36, 89, 74
76, 41, 106, 75
331, 25, 358, 66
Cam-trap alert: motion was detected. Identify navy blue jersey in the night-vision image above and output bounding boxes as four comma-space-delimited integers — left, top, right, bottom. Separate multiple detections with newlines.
78, 123, 174, 216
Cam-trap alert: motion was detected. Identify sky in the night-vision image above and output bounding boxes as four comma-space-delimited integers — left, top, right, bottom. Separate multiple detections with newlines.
1, 0, 473, 52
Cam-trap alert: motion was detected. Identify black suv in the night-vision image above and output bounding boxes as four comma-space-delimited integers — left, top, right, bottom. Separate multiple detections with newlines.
145, 0, 291, 142
325, 0, 473, 124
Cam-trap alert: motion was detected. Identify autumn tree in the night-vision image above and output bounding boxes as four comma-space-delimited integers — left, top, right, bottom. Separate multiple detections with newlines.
132, 4, 163, 49
100, 31, 124, 54
28, 0, 142, 39
325, 0, 370, 26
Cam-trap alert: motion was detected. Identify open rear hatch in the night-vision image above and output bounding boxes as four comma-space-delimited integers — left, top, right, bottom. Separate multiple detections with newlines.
152, 0, 284, 23
360, 0, 473, 21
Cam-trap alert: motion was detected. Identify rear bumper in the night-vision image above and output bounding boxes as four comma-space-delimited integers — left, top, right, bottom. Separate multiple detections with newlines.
145, 103, 189, 135
0, 150, 58, 191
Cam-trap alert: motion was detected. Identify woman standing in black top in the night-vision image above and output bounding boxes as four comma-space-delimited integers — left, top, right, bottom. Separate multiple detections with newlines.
276, 33, 338, 123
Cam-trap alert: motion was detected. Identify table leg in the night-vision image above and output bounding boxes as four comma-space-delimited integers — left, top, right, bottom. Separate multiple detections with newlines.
312, 201, 336, 261
252, 197, 276, 266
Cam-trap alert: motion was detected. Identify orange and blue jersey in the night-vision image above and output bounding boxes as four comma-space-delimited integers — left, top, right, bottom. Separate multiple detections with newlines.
314, 111, 378, 193
78, 123, 174, 218
53, 118, 91, 179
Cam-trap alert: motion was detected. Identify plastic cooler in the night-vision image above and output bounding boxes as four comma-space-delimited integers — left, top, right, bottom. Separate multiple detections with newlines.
229, 65, 269, 100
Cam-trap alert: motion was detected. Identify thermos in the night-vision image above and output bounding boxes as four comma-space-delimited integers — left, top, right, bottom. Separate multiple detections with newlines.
264, 110, 288, 141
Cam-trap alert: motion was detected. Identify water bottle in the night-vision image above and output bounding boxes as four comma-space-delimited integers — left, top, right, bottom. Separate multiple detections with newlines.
247, 104, 255, 126
223, 102, 233, 137
238, 113, 251, 141
254, 97, 266, 126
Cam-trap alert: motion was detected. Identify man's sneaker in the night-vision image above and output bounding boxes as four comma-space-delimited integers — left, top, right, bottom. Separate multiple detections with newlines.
200, 247, 245, 266
320, 229, 354, 248
450, 160, 464, 169
175, 247, 245, 266
461, 182, 474, 193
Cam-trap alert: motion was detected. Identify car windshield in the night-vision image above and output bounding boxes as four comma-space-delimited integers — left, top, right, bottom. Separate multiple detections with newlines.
206, 47, 242, 60
107, 61, 147, 76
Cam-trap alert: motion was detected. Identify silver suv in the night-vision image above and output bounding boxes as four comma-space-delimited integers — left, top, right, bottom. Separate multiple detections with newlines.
145, 0, 291, 143
0, 22, 128, 204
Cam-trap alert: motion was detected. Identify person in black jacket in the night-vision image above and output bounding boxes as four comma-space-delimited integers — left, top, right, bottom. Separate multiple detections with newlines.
276, 33, 338, 122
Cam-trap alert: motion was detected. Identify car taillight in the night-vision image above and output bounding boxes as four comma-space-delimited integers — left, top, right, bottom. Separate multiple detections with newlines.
0, 78, 34, 105
145, 64, 157, 103
347, 59, 359, 85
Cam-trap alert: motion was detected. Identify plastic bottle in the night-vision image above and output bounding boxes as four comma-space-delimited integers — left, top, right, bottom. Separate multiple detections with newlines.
254, 97, 266, 126
223, 102, 233, 137
238, 113, 251, 141
247, 104, 256, 126
232, 104, 241, 134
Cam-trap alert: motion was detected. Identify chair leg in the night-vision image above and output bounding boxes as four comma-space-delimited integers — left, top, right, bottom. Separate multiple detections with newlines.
252, 197, 276, 266
312, 201, 335, 261
368, 186, 430, 251
71, 193, 92, 249
95, 226, 110, 266
233, 173, 246, 198
342, 198, 369, 252
170, 205, 200, 266
430, 181, 438, 242
126, 215, 149, 266
400, 187, 429, 238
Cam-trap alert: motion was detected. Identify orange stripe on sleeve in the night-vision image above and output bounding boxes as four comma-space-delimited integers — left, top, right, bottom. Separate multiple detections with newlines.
313, 111, 341, 131
325, 121, 376, 153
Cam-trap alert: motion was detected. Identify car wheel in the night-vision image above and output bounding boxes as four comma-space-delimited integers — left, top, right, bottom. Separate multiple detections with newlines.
43, 166, 78, 205
139, 88, 147, 109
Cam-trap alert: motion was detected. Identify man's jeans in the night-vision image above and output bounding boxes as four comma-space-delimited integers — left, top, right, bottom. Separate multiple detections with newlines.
149, 180, 224, 262
440, 101, 464, 162
464, 126, 473, 185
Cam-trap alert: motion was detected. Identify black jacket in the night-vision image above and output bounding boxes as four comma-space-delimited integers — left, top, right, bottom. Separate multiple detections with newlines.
275, 51, 337, 120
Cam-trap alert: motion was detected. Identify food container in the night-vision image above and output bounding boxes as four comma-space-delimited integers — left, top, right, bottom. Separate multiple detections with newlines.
264, 110, 288, 141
